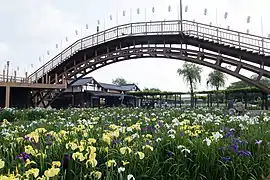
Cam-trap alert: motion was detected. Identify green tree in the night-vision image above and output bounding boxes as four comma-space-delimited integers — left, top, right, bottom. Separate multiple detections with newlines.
177, 62, 202, 107
227, 74, 270, 89
207, 70, 226, 91
143, 88, 161, 92
112, 77, 128, 85
207, 70, 226, 107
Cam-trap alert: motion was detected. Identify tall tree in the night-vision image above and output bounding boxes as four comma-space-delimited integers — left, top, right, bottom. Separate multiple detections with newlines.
207, 70, 226, 91
177, 62, 202, 107
112, 77, 128, 85
207, 70, 226, 107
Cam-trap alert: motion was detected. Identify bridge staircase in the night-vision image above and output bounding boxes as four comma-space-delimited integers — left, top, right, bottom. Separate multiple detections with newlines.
27, 20, 270, 108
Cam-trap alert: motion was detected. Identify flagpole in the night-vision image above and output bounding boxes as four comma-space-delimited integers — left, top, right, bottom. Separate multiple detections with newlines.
144, 8, 146, 21
81, 27, 83, 38
215, 7, 218, 26
180, 0, 183, 31
260, 16, 264, 37
130, 8, 132, 22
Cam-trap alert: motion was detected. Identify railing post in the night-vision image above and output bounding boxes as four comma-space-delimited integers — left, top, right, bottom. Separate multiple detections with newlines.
81, 39, 83, 50
261, 37, 264, 54
196, 23, 199, 37
104, 31, 106, 42
216, 28, 219, 43
2, 70, 5, 82
35, 73, 38, 83
14, 71, 17, 82
117, 27, 119, 38
238, 32, 241, 48
161, 21, 163, 34
46, 73, 48, 84
55, 73, 58, 84
25, 72, 28, 83
131, 23, 133, 34
145, 22, 147, 34
178, 20, 181, 33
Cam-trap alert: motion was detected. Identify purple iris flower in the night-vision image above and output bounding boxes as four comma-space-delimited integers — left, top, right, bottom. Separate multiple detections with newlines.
221, 156, 231, 162
224, 128, 236, 138
167, 151, 174, 157
62, 153, 71, 169
255, 140, 263, 145
237, 150, 252, 157
228, 144, 238, 152
16, 152, 30, 161
158, 122, 163, 127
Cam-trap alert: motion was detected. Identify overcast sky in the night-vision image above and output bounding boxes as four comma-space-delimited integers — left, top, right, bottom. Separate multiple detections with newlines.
0, 0, 269, 91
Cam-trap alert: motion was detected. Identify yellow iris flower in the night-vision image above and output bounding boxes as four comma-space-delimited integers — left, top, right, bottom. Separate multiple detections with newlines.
0, 159, 5, 169
120, 147, 132, 155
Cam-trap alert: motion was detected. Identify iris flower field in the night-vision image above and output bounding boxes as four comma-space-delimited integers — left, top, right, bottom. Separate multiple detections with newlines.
0, 107, 270, 180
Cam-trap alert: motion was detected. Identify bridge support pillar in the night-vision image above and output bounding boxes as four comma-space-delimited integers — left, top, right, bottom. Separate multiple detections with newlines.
5, 86, 10, 108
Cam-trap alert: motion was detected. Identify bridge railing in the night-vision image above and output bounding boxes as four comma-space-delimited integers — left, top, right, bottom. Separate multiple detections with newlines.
0, 74, 31, 83
28, 20, 270, 83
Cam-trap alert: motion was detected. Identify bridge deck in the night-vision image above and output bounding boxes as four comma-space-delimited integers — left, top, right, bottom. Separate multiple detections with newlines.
0, 75, 66, 89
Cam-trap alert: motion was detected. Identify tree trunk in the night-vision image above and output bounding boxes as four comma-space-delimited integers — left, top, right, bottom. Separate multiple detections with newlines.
216, 87, 219, 107
189, 79, 194, 108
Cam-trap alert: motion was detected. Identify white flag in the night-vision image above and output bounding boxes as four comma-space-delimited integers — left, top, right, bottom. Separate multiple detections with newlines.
168, 5, 171, 12
137, 8, 140, 14
247, 16, 251, 23
224, 12, 228, 19
185, 6, 188, 12
204, 8, 207, 15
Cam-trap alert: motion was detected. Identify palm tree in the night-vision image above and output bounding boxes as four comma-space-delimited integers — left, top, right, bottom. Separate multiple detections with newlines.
207, 70, 226, 107
177, 62, 202, 107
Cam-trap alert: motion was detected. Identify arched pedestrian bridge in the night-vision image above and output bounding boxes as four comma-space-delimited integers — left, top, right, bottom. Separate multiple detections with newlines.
27, 20, 270, 107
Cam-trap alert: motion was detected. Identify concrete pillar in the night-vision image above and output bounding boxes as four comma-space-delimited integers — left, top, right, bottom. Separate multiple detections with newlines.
5, 86, 10, 108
